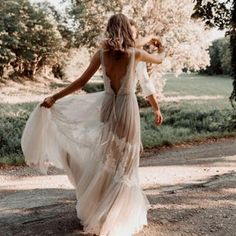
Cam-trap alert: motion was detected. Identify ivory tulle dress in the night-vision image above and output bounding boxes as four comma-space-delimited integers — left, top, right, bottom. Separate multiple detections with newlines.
21, 48, 156, 236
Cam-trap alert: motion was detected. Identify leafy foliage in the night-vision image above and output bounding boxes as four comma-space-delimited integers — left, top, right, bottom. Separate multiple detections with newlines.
1, 100, 235, 164
67, 0, 211, 96
192, 0, 231, 29
201, 37, 232, 75
0, 102, 35, 164
0, 0, 62, 79
141, 105, 236, 148
67, 0, 122, 48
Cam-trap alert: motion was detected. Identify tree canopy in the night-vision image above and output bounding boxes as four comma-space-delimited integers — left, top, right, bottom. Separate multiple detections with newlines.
201, 37, 232, 75
66, 0, 212, 95
0, 0, 62, 79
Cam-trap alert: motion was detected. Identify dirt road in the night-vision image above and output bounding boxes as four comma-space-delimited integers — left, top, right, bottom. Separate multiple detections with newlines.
0, 138, 235, 236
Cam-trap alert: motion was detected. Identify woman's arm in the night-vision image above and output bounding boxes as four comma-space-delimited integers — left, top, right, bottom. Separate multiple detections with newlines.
136, 62, 156, 97
146, 94, 163, 125
53, 50, 100, 100
146, 94, 160, 112
135, 47, 166, 65
135, 35, 161, 49
135, 48, 165, 125
137, 63, 163, 125
41, 50, 101, 108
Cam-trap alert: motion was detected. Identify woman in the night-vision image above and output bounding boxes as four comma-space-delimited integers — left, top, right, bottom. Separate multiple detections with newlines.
21, 13, 165, 236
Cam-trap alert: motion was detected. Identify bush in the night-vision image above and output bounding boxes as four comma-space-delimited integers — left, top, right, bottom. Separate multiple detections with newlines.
0, 103, 36, 164
83, 82, 104, 93
141, 105, 236, 148
1, 102, 235, 164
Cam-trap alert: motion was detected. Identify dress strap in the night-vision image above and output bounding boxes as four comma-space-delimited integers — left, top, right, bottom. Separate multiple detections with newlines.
100, 48, 104, 66
129, 47, 135, 74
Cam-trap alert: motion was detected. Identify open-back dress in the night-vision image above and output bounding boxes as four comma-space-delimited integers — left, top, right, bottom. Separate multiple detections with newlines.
21, 47, 156, 236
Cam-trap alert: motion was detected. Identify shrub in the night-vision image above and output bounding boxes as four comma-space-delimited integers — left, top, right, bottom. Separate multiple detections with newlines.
0, 102, 235, 164
141, 105, 236, 148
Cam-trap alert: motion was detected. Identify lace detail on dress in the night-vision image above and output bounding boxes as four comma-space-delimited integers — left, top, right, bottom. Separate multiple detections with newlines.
114, 174, 135, 187
97, 131, 140, 188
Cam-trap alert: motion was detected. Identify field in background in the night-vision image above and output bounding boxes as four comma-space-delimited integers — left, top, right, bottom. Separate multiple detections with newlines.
140, 74, 235, 148
0, 74, 235, 164
164, 73, 232, 97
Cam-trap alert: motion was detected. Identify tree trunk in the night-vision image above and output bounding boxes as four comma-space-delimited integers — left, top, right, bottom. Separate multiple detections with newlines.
230, 0, 236, 108
0, 66, 4, 77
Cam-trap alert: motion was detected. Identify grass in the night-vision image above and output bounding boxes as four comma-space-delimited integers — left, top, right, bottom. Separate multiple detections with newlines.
0, 102, 36, 164
141, 102, 236, 148
164, 73, 233, 97
0, 74, 235, 164
140, 73, 235, 147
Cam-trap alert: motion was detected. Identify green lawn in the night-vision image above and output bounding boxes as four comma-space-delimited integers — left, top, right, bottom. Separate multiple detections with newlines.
164, 73, 233, 97
140, 74, 235, 148
141, 104, 236, 148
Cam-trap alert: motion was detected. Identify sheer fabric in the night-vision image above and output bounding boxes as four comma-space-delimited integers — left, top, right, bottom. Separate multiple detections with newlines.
136, 62, 156, 98
21, 48, 151, 236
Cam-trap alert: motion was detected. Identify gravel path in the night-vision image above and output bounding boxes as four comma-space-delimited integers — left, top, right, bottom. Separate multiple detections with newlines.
0, 138, 235, 236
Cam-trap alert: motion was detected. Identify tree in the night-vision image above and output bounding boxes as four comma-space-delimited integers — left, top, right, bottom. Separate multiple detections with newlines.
201, 37, 232, 75
67, 0, 211, 96
0, 0, 62, 79
191, 0, 236, 108
128, 0, 212, 96
220, 37, 232, 75
36, 1, 74, 49
67, 0, 122, 48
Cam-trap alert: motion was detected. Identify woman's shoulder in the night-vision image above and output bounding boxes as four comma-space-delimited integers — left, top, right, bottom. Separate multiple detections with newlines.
133, 47, 144, 60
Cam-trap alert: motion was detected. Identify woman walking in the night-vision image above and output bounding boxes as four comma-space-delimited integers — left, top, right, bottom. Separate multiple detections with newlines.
21, 13, 165, 236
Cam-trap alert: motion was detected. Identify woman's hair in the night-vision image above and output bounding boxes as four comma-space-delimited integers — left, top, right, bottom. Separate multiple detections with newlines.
101, 13, 135, 52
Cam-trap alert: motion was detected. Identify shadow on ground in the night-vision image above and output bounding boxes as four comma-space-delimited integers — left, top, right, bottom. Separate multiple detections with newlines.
0, 188, 88, 236
0, 171, 235, 236
141, 171, 236, 236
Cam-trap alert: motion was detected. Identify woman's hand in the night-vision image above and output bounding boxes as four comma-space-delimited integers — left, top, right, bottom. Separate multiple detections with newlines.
153, 109, 163, 126
149, 36, 165, 53
40, 96, 56, 108
150, 36, 162, 48
157, 44, 165, 53
135, 35, 162, 49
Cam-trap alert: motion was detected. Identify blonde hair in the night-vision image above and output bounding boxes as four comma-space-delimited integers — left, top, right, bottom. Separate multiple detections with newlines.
101, 14, 135, 52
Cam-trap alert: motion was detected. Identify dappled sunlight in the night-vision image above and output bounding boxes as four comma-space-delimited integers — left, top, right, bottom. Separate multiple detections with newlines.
162, 95, 225, 102
140, 165, 235, 188
224, 188, 236, 195
141, 171, 236, 236
0, 174, 74, 190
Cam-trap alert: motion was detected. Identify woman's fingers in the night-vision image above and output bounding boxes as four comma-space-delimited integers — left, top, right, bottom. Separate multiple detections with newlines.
152, 40, 160, 47
160, 114, 164, 125
152, 37, 162, 47
40, 101, 50, 108
40, 97, 54, 108
157, 115, 161, 125
155, 112, 164, 126
40, 101, 47, 107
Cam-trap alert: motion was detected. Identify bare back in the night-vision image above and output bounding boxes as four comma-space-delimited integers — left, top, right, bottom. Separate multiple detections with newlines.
100, 48, 136, 95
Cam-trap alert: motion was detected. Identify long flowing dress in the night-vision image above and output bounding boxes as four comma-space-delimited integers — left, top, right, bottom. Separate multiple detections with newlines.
21, 47, 156, 236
